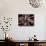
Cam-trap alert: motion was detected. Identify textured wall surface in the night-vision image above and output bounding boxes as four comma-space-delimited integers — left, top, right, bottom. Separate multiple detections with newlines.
0, 0, 46, 40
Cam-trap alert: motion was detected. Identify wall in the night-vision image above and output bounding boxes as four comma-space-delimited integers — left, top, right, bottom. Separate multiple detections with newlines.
0, 0, 46, 40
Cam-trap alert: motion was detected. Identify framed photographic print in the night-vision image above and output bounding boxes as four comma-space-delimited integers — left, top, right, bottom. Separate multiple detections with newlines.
18, 14, 34, 26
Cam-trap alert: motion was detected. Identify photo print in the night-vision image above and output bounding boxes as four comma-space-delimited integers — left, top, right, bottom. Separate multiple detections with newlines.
18, 14, 34, 26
